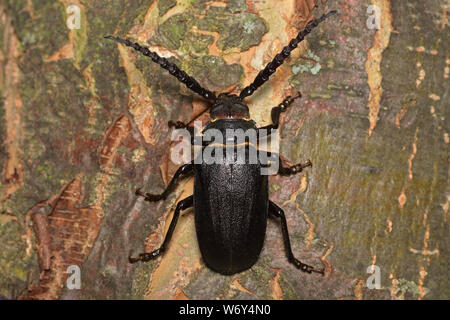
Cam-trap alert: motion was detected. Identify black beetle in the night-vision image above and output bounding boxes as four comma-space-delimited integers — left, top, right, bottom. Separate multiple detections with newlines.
105, 10, 337, 275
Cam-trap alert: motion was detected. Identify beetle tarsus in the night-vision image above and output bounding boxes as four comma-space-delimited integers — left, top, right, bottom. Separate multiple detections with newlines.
269, 201, 325, 276
135, 188, 144, 197
291, 161, 312, 173
292, 259, 324, 275
128, 250, 139, 263
279, 91, 302, 112
140, 250, 162, 262
258, 91, 302, 134
128, 249, 163, 263
135, 163, 194, 202
314, 268, 326, 276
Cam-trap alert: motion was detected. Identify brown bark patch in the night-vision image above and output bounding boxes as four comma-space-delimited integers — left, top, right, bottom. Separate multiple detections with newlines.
0, 7, 24, 202
99, 115, 132, 169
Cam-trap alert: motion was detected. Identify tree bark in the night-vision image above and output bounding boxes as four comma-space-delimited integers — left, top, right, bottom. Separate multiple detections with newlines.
0, 0, 447, 300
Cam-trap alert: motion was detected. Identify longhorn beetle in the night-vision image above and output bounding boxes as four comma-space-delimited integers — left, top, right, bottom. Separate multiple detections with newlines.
105, 10, 337, 275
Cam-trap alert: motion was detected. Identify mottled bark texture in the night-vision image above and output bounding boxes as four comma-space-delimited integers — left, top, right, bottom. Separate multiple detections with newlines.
0, 0, 448, 300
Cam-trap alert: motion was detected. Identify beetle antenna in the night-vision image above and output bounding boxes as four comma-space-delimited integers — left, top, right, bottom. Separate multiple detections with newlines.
104, 36, 217, 102
239, 10, 338, 100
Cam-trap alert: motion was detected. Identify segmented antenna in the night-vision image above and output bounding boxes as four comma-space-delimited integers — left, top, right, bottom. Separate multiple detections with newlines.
239, 10, 338, 100
104, 36, 217, 102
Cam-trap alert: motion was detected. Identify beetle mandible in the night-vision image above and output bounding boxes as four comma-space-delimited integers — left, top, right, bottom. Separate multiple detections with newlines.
105, 10, 337, 275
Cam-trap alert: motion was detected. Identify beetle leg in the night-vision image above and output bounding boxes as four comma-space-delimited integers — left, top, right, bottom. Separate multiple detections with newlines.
268, 201, 325, 275
129, 195, 194, 263
135, 163, 193, 202
258, 92, 302, 136
278, 159, 312, 175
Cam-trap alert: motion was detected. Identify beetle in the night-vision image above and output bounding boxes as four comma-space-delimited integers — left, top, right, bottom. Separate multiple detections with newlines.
105, 10, 337, 275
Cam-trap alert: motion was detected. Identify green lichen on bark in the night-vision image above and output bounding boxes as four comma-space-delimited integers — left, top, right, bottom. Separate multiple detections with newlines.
0, 218, 37, 298
182, 31, 214, 55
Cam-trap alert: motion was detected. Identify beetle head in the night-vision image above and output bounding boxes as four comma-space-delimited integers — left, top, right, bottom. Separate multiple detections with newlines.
210, 93, 250, 121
